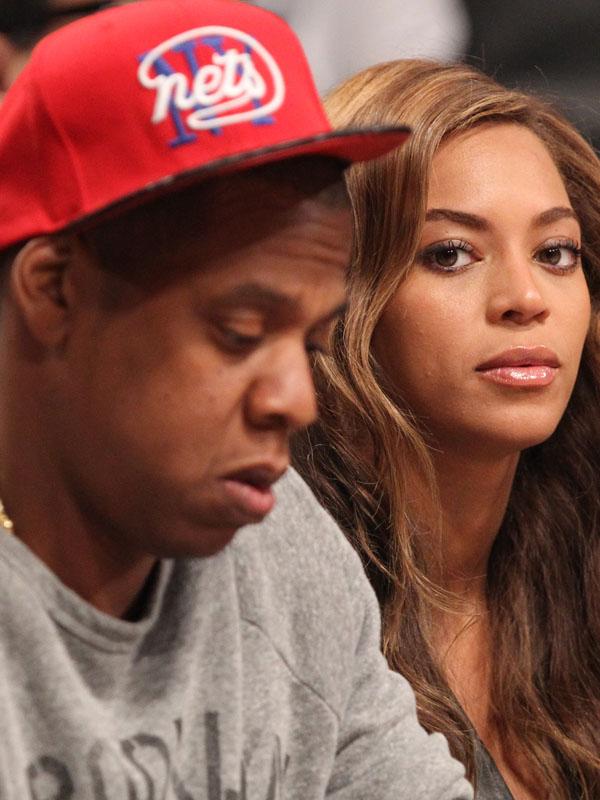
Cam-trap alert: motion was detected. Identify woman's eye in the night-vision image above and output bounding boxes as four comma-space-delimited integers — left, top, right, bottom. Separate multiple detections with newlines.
418, 240, 477, 272
534, 240, 581, 271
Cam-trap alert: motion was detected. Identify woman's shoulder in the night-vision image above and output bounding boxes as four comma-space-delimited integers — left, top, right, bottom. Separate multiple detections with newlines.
474, 740, 514, 800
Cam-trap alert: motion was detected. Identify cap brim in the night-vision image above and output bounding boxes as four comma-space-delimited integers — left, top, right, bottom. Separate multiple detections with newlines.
70, 125, 411, 231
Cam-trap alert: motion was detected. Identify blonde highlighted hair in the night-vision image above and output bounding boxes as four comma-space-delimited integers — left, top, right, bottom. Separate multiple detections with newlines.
293, 60, 600, 797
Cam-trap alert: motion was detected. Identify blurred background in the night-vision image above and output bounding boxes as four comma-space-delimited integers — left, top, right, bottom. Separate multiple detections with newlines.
254, 0, 600, 150
1, 0, 599, 148
0, 1, 114, 96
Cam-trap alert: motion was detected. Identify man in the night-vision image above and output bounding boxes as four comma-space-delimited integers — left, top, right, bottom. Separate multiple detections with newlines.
0, 0, 114, 96
0, 1, 472, 797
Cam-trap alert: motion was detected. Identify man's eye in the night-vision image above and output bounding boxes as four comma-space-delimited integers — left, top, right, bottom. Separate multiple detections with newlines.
418, 239, 477, 273
225, 330, 261, 347
215, 324, 263, 352
306, 320, 340, 358
306, 341, 328, 357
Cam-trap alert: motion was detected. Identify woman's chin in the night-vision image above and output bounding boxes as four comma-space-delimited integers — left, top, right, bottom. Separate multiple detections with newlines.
434, 414, 563, 458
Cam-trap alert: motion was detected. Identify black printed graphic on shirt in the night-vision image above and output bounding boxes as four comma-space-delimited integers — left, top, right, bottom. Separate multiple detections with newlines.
25, 713, 289, 800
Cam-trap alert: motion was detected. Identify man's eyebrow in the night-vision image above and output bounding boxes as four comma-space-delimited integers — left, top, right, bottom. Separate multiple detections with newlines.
213, 283, 295, 312
425, 209, 489, 230
212, 285, 347, 323
532, 206, 579, 227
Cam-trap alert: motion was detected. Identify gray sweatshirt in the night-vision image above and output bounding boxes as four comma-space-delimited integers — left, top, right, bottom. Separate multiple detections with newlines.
0, 468, 472, 799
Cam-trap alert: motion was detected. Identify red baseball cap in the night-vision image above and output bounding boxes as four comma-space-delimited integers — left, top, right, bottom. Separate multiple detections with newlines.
0, 0, 410, 250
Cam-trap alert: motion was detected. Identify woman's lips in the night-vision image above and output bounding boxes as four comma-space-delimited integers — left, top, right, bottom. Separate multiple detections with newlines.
475, 346, 560, 387
477, 365, 558, 386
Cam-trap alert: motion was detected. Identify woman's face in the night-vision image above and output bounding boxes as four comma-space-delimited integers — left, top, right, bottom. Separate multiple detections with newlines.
373, 123, 591, 456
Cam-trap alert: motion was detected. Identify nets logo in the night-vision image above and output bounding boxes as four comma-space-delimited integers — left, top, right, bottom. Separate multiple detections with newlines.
138, 26, 286, 148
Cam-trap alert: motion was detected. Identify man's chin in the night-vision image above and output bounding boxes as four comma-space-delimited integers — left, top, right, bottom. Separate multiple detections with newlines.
148, 487, 278, 558
157, 511, 265, 559
154, 522, 240, 559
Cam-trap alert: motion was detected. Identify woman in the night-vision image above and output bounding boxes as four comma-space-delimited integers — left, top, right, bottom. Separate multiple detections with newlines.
293, 60, 600, 799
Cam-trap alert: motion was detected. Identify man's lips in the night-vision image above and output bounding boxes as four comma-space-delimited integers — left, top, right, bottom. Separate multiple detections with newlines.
475, 346, 560, 387
220, 464, 287, 522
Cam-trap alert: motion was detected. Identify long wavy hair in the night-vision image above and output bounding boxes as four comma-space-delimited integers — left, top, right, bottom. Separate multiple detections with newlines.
293, 60, 600, 797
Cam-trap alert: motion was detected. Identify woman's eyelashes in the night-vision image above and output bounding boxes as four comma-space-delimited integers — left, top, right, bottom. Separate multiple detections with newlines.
533, 238, 581, 272
418, 239, 478, 273
417, 236, 582, 275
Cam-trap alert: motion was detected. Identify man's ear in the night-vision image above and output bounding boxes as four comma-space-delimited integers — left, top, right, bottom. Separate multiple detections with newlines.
10, 236, 77, 348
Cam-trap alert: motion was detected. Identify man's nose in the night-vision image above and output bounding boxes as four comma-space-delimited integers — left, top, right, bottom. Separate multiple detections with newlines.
245, 346, 318, 433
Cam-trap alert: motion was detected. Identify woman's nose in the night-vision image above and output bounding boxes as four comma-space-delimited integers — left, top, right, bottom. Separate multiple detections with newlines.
486, 254, 550, 325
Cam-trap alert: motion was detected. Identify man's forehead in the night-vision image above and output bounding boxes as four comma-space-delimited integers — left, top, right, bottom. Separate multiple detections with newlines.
204, 175, 347, 238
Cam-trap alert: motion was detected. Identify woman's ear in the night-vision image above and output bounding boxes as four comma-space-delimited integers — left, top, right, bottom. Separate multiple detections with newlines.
10, 236, 77, 349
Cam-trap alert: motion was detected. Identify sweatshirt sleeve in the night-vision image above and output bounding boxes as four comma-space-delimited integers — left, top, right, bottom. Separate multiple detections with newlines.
241, 468, 474, 800
325, 537, 473, 799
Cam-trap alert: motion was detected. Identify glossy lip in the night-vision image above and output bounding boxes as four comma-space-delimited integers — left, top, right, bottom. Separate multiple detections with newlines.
220, 463, 287, 523
475, 346, 561, 388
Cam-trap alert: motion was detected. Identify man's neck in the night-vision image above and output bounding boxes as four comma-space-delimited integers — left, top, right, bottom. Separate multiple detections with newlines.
14, 518, 157, 618
1, 470, 157, 618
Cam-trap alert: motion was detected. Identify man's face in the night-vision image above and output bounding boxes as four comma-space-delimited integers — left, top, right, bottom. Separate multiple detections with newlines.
52, 171, 351, 557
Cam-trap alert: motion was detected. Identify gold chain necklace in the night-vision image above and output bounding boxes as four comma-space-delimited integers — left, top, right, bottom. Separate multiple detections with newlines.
0, 500, 14, 532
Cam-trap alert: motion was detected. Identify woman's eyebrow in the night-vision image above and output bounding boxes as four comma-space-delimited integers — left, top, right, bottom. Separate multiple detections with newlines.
425, 206, 580, 230
425, 209, 489, 230
532, 206, 579, 227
